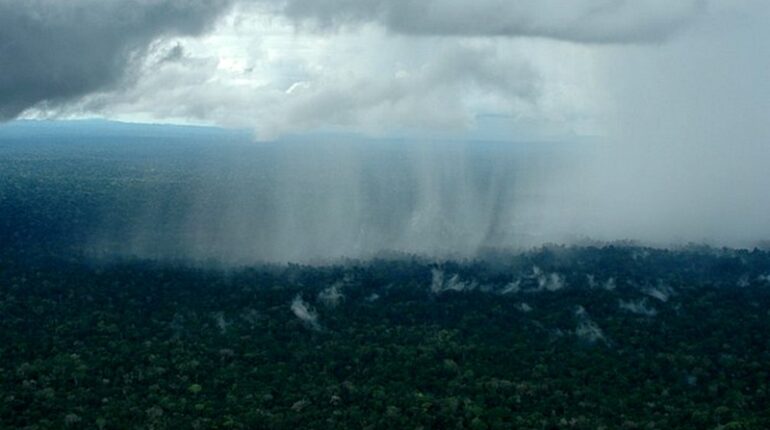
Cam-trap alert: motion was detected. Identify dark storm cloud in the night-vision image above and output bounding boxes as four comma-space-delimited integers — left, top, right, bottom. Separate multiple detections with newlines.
0, 0, 233, 120
275, 0, 705, 44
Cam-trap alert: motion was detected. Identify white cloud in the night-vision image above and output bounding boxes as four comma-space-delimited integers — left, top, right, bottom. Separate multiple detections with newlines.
618, 299, 657, 316
431, 268, 477, 294
574, 305, 607, 344
642, 284, 675, 303
290, 295, 320, 330
34, 3, 602, 141
318, 282, 345, 308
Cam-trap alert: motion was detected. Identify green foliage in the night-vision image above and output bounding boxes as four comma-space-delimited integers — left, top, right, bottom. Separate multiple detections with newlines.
1, 245, 770, 429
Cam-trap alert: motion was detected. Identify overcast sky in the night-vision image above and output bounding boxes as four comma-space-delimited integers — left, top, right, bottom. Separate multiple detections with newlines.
0, 0, 726, 139
1, 1, 765, 140
2, 0, 769, 248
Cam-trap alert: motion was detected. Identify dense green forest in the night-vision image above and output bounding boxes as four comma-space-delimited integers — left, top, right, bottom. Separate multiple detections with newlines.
3, 244, 770, 429
2, 138, 770, 429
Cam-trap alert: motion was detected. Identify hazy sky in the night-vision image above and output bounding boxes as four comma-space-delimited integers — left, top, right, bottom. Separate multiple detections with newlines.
2, 0, 769, 251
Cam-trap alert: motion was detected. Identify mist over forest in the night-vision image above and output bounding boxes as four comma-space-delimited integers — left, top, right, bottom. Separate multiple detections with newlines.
3, 120, 768, 266
1, 120, 591, 264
